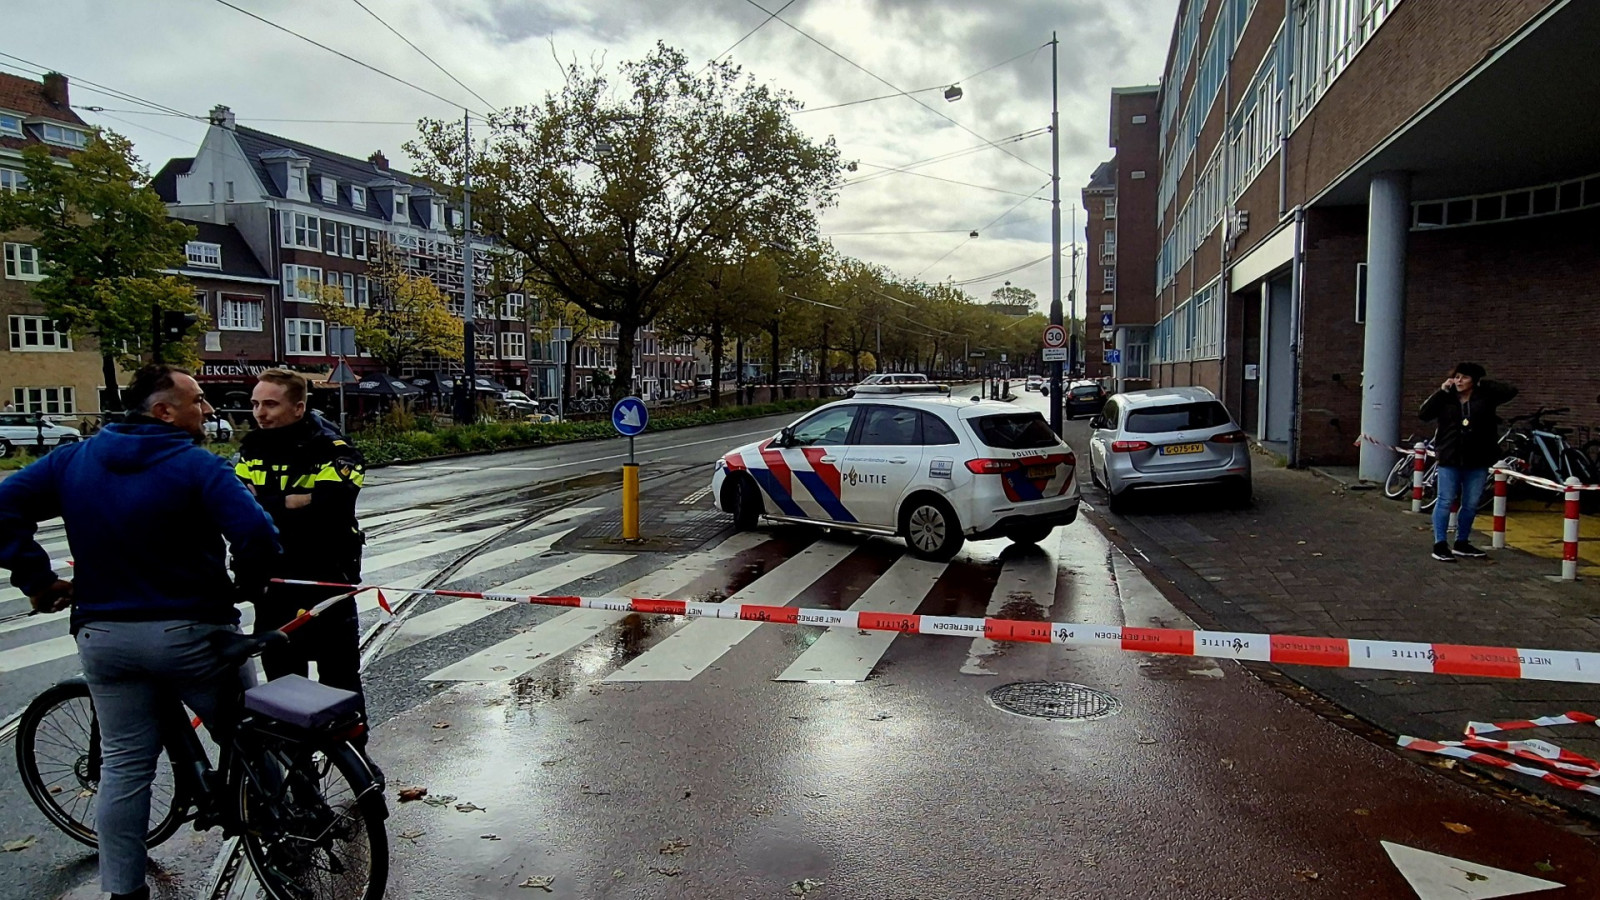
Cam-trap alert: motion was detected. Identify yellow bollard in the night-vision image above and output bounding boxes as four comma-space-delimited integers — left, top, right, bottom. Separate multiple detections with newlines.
622, 462, 640, 540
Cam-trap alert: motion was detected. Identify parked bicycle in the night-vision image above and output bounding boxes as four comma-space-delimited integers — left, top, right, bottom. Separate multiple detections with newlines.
1497, 406, 1600, 511
14, 596, 389, 900
1381, 435, 1498, 512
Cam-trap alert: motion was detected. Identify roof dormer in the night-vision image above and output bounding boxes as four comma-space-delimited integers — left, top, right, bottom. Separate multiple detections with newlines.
260, 148, 311, 202
369, 179, 410, 224
318, 174, 338, 205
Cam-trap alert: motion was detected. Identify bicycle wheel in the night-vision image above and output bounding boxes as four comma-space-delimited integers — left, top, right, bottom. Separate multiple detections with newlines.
1420, 463, 1441, 512
1383, 455, 1415, 499
14, 680, 185, 849
237, 741, 388, 900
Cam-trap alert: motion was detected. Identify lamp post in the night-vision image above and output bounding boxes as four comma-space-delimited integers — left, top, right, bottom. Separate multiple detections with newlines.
1048, 31, 1065, 435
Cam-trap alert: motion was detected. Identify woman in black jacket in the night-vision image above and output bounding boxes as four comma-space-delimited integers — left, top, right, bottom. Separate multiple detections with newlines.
1418, 362, 1518, 562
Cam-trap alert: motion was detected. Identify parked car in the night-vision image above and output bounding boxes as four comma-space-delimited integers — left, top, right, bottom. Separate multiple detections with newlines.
203, 415, 234, 442
847, 373, 940, 397
1085, 386, 1251, 511
1025, 375, 1043, 392
497, 389, 539, 415
1063, 382, 1108, 419
0, 413, 82, 457
712, 395, 1080, 560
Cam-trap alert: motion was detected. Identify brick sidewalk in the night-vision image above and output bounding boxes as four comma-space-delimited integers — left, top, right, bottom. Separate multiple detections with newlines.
1093, 464, 1600, 815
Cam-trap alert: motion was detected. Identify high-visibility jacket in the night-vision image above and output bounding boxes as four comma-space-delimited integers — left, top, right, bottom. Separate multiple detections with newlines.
235, 412, 365, 582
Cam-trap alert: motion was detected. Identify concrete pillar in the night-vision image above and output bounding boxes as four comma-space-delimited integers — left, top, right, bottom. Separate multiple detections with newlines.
1358, 171, 1410, 483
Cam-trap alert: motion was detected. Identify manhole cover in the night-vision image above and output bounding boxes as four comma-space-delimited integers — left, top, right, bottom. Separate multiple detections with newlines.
986, 681, 1121, 721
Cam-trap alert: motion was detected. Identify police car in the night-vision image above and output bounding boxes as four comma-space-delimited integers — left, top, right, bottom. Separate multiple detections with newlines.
712, 395, 1080, 560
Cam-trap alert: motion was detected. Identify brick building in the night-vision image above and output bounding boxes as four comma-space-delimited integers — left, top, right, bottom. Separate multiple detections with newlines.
1082, 85, 1161, 391
1125, 0, 1600, 474
159, 221, 280, 410
1, 72, 105, 419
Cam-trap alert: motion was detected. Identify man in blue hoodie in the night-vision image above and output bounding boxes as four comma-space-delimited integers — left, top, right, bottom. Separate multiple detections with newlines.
0, 365, 280, 900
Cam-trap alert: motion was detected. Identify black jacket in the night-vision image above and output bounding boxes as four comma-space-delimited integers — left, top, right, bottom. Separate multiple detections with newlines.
235, 413, 365, 582
1419, 379, 1519, 468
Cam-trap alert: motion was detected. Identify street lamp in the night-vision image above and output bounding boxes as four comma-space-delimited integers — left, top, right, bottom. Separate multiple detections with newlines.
943, 84, 964, 102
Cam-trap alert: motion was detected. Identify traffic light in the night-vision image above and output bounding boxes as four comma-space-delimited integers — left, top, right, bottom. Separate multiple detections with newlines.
162, 310, 199, 341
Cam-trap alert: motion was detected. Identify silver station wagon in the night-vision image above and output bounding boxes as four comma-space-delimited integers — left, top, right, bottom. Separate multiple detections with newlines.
1084, 386, 1252, 511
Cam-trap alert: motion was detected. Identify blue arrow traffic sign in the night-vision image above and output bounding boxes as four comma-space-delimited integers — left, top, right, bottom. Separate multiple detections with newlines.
612, 396, 649, 437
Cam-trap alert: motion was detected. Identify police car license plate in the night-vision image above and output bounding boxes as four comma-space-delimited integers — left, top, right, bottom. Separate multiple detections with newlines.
1160, 443, 1203, 455
1026, 464, 1055, 478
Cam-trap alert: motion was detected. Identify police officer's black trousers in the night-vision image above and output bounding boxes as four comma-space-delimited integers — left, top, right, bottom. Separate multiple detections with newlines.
254, 586, 368, 745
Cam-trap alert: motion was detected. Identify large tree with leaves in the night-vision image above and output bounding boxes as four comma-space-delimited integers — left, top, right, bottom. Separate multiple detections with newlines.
411, 42, 842, 402
311, 243, 462, 375
0, 130, 201, 409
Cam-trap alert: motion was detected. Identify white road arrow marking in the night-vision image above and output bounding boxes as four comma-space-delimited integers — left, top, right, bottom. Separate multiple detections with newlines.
1381, 841, 1563, 899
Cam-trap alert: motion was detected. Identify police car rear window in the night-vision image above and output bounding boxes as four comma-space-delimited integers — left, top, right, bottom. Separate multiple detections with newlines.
973, 414, 1058, 450
1125, 402, 1232, 434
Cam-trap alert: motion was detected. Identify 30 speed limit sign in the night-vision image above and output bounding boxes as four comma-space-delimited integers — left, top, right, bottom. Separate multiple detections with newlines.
1043, 324, 1067, 349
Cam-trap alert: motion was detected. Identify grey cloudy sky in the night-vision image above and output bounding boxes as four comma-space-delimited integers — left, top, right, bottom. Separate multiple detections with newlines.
4, 0, 1176, 307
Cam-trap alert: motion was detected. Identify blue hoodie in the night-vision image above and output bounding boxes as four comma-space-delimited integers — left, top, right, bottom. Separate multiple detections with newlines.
0, 421, 281, 631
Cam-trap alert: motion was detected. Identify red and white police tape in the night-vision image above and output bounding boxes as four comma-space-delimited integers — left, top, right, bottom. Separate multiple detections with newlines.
1401, 711, 1600, 797
1489, 466, 1596, 581
275, 577, 1600, 684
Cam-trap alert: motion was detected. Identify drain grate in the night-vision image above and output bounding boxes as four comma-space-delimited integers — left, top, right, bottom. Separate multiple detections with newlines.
986, 681, 1121, 721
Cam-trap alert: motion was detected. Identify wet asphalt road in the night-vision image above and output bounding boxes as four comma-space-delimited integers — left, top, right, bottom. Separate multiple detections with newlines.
14, 387, 1600, 899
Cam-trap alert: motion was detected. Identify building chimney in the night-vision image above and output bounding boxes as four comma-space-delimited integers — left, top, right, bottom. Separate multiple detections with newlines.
209, 105, 236, 130
369, 151, 389, 171
42, 72, 69, 109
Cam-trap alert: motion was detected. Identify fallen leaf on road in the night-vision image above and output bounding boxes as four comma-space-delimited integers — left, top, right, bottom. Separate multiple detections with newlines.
803, 791, 826, 799
1292, 869, 1319, 882
455, 802, 487, 813
580, 785, 611, 796
790, 878, 825, 895
491, 666, 508, 672
1464, 872, 1488, 882
1311, 552, 1324, 557
541, 758, 567, 768
397, 786, 428, 802
3, 836, 36, 852
650, 865, 682, 877
1136, 736, 1158, 745
518, 875, 555, 891
46, 786, 61, 795
1442, 822, 1473, 834
682, 791, 693, 800
1296, 540, 1307, 545
481, 834, 501, 841
432, 722, 450, 730
398, 829, 425, 842
1353, 809, 1370, 816
659, 838, 690, 855
612, 869, 626, 879
868, 713, 892, 721
1535, 860, 1556, 873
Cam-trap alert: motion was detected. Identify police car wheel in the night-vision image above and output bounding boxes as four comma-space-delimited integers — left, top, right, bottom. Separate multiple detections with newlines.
731, 475, 762, 531
0, 439, 11, 458
901, 495, 964, 561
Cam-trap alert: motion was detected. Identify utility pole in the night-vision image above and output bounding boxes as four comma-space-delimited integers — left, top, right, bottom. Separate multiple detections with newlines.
1070, 203, 1079, 379
1048, 31, 1064, 435
457, 109, 478, 424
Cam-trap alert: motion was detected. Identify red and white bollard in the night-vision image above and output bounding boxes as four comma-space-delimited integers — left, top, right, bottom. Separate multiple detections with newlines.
1562, 476, 1581, 581
1410, 443, 1427, 514
1491, 469, 1508, 550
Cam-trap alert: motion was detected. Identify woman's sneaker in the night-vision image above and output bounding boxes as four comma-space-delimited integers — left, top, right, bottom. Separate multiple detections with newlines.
1453, 541, 1488, 558
1432, 541, 1456, 562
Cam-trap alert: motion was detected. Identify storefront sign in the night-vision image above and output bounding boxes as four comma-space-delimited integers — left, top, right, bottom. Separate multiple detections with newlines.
199, 360, 280, 381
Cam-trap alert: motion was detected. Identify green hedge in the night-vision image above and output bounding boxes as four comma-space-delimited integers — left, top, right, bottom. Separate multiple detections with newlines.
351, 397, 831, 465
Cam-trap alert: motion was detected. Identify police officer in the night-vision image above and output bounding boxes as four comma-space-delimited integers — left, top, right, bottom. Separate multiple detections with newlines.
236, 369, 368, 725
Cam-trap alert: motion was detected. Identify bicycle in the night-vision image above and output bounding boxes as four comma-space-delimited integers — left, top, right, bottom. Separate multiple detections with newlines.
14, 596, 389, 900
1498, 407, 1600, 504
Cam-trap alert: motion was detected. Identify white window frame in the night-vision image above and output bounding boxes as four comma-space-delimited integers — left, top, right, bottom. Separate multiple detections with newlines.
39, 123, 88, 148
8, 315, 72, 351
338, 223, 353, 257
341, 272, 355, 307
475, 331, 496, 360
350, 185, 366, 209
3, 243, 44, 281
355, 275, 370, 308
11, 386, 76, 415
185, 241, 222, 268
0, 113, 22, 138
0, 167, 26, 193
218, 295, 264, 331
290, 168, 307, 197
225, 181, 235, 202
392, 193, 409, 224
281, 264, 323, 302
500, 331, 526, 360
321, 177, 337, 204
1103, 267, 1116, 293
501, 292, 525, 320
285, 318, 326, 356
281, 212, 323, 250
431, 200, 446, 230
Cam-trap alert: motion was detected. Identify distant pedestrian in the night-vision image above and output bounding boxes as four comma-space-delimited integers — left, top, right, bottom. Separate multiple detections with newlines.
1419, 362, 1518, 562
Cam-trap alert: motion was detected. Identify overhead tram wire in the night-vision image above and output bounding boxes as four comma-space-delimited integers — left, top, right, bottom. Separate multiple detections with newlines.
347, 0, 496, 111
845, 128, 1050, 187
701, 0, 801, 74
795, 46, 1042, 117
912, 182, 1049, 280
740, 0, 1050, 177
950, 254, 1052, 286
823, 229, 973, 236
209, 0, 489, 116
847, 166, 1045, 200
0, 54, 202, 121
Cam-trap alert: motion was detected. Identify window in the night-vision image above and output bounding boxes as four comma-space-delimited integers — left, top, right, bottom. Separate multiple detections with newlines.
225, 181, 235, 202
218, 295, 264, 330
322, 219, 338, 254
1104, 197, 1117, 219
204, 331, 222, 352
338, 223, 353, 257
39, 123, 88, 148
921, 413, 959, 445
856, 406, 921, 446
788, 406, 859, 447
1131, 170, 1146, 179
974, 413, 1059, 450
0, 113, 22, 137
8, 315, 72, 351
432, 200, 446, 230
393, 194, 409, 223
281, 212, 322, 250
353, 228, 367, 260
11, 387, 75, 415
500, 331, 526, 360
350, 185, 366, 209
1125, 401, 1233, 434
285, 318, 325, 355
0, 167, 26, 193
185, 241, 222, 268
1103, 267, 1116, 292
1131, 114, 1147, 125
321, 177, 337, 204
501, 292, 525, 320
355, 275, 369, 308
290, 169, 306, 196
4, 243, 44, 280
281, 264, 322, 301
475, 332, 496, 359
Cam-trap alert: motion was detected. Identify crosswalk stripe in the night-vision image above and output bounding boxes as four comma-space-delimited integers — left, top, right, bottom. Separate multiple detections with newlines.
604, 539, 857, 683
423, 531, 771, 683
367, 508, 520, 548
360, 509, 433, 529
774, 555, 947, 682
961, 535, 1064, 676
0, 608, 258, 676
361, 526, 512, 577
385, 552, 625, 656
445, 507, 601, 583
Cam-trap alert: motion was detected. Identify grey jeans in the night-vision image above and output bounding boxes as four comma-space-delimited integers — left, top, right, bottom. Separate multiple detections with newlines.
74, 619, 255, 895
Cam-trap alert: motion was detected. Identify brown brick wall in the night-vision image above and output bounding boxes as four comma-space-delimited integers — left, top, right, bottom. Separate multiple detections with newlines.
1294, 207, 1368, 466
1285, 0, 1553, 205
